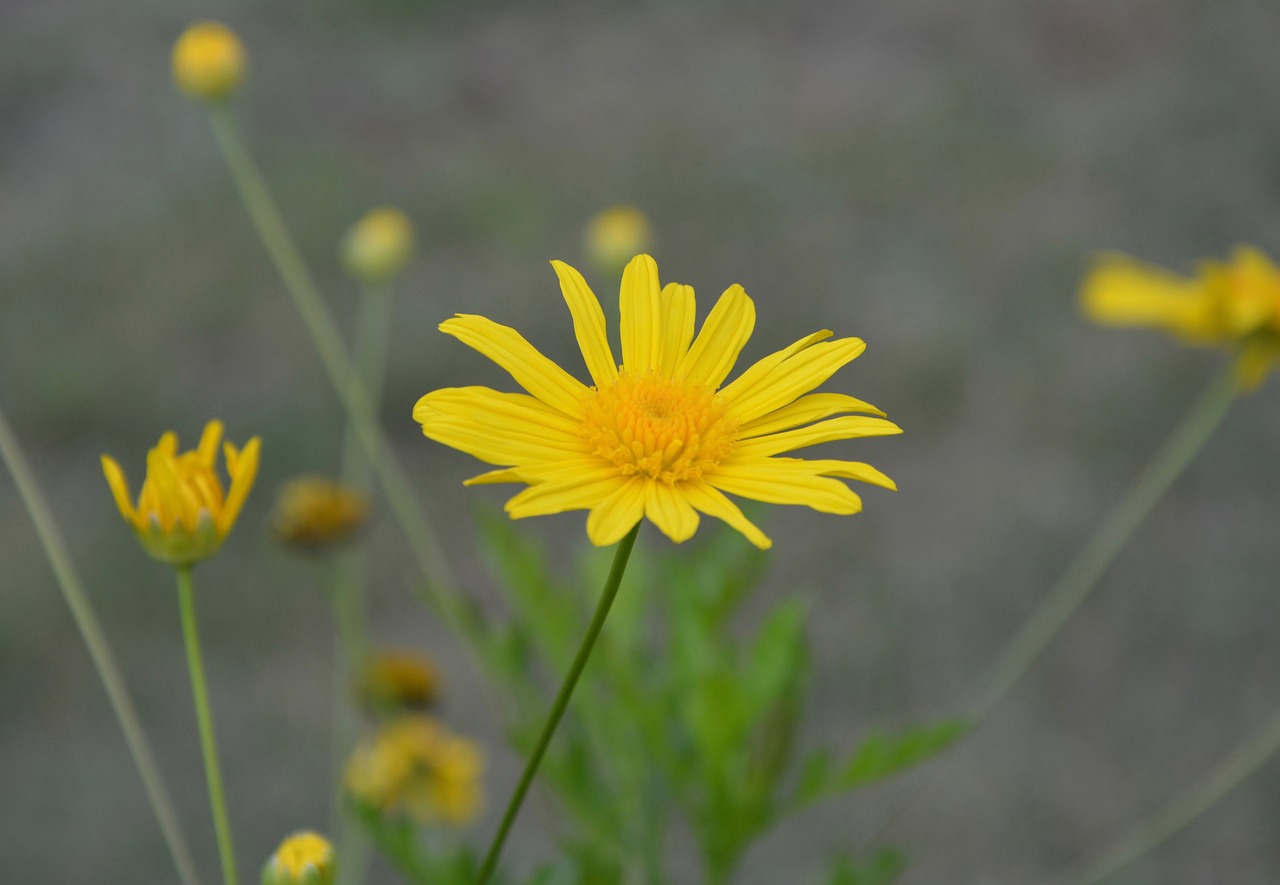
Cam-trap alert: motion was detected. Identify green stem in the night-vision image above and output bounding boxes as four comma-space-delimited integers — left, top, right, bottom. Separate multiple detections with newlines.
864, 365, 1239, 850
1070, 707, 1280, 884
476, 523, 642, 885
176, 566, 239, 885
203, 105, 487, 672
0, 406, 202, 885
969, 365, 1238, 720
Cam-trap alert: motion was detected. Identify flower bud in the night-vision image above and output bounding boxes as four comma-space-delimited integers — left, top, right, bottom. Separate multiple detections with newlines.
357, 650, 440, 714
271, 476, 368, 554
584, 205, 652, 278
342, 208, 415, 284
262, 831, 334, 885
172, 22, 247, 102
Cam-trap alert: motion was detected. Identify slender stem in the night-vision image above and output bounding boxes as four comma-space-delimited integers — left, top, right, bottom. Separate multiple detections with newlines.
203, 105, 487, 671
476, 523, 642, 885
342, 281, 394, 492
864, 365, 1239, 849
968, 365, 1238, 720
1070, 707, 1280, 884
0, 406, 202, 885
176, 566, 239, 885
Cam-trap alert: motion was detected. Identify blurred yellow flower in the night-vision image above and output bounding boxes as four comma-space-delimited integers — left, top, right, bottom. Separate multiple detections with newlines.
262, 830, 334, 885
342, 207, 415, 284
357, 650, 439, 714
584, 205, 652, 275
101, 420, 260, 566
272, 476, 368, 552
344, 715, 483, 826
172, 21, 246, 102
414, 254, 900, 550
1082, 246, 1280, 384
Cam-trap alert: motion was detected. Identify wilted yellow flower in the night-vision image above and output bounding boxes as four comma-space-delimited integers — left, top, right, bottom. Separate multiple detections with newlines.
262, 831, 334, 885
272, 476, 368, 552
101, 421, 260, 566
357, 650, 439, 714
342, 207, 415, 284
584, 205, 652, 276
414, 254, 900, 550
344, 715, 482, 826
172, 22, 246, 102
1082, 246, 1280, 385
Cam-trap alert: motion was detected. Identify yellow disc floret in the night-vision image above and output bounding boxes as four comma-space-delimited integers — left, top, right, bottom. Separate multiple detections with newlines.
581, 371, 737, 484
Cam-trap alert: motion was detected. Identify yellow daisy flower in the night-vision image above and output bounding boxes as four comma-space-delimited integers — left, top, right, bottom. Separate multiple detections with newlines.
101, 420, 260, 566
1081, 246, 1280, 384
413, 254, 901, 549
262, 831, 334, 885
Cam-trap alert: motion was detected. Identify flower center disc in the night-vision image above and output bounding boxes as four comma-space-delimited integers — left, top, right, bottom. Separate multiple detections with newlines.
582, 371, 737, 484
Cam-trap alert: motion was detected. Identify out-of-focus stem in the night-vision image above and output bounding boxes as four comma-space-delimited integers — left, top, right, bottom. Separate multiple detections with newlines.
0, 405, 202, 885
1070, 707, 1280, 884
176, 565, 238, 885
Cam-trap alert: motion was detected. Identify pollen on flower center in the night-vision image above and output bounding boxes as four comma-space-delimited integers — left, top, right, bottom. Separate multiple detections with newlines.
581, 371, 737, 484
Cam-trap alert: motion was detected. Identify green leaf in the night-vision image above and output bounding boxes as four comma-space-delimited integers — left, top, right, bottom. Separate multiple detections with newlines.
824, 848, 907, 885
836, 719, 971, 790
742, 598, 809, 717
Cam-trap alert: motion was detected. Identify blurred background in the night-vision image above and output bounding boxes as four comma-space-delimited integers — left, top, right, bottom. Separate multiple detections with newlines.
3, 0, 1280, 882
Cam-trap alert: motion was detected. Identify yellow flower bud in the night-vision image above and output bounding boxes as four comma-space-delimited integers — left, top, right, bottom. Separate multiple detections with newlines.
262, 831, 334, 885
344, 715, 483, 826
172, 21, 247, 102
342, 208, 415, 284
271, 476, 368, 553
357, 650, 440, 714
101, 421, 260, 567
583, 205, 652, 277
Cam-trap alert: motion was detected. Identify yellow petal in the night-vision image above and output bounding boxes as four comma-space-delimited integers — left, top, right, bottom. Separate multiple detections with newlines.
197, 420, 224, 468
738, 393, 886, 439
717, 330, 833, 404
552, 259, 618, 387
415, 387, 589, 467
734, 415, 903, 458
100, 455, 138, 524
643, 480, 700, 543
619, 254, 663, 374
505, 465, 631, 520
1081, 253, 1212, 337
154, 431, 179, 460
680, 481, 772, 550
802, 458, 898, 491
657, 282, 696, 377
708, 461, 864, 514
676, 284, 755, 388
463, 468, 525, 486
440, 314, 588, 417
585, 477, 647, 546
218, 436, 259, 536
725, 337, 867, 425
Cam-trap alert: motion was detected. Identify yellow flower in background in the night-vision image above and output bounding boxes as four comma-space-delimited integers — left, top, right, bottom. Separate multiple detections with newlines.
357, 650, 440, 714
262, 829, 335, 885
584, 205, 653, 276
414, 254, 900, 550
342, 207, 415, 284
262, 831, 335, 885
172, 22, 247, 102
101, 421, 260, 566
1082, 246, 1280, 385
344, 715, 483, 826
272, 476, 368, 553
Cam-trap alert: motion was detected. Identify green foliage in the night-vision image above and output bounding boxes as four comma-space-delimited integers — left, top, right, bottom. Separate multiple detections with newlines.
468, 508, 963, 883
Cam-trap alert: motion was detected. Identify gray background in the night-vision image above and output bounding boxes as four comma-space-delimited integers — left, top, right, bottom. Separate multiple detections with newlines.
3, 0, 1279, 882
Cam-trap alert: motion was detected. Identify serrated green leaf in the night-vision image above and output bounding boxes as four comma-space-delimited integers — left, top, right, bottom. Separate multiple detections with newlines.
837, 719, 970, 790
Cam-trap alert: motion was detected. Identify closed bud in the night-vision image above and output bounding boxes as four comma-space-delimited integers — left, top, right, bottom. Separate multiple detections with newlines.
172, 22, 247, 102
342, 208, 415, 284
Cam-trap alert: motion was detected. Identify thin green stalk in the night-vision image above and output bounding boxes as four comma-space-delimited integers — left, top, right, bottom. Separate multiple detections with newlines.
1070, 706, 1280, 884
176, 566, 239, 885
203, 105, 485, 664
0, 408, 201, 885
865, 365, 1238, 849
969, 365, 1238, 720
476, 523, 642, 885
